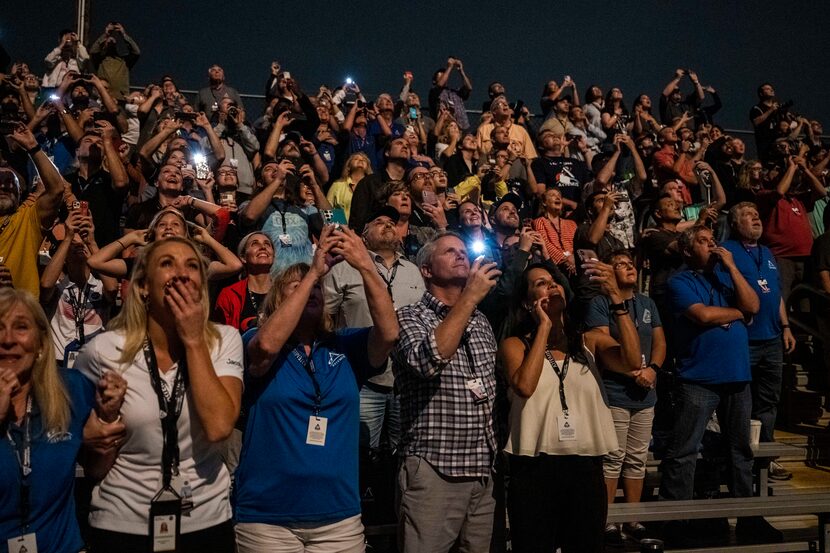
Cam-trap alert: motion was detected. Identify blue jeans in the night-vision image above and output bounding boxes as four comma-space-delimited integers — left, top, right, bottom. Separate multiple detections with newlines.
748, 338, 784, 443
659, 381, 753, 501
359, 384, 400, 451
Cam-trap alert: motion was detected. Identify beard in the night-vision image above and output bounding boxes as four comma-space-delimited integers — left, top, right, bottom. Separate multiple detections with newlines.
0, 195, 17, 215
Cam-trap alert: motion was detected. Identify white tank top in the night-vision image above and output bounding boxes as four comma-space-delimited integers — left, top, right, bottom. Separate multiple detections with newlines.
504, 349, 618, 457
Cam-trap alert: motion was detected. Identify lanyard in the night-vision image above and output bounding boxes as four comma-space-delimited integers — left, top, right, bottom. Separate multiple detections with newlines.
67, 282, 90, 344
143, 341, 188, 488
741, 243, 764, 275
273, 202, 288, 234
375, 259, 399, 299
691, 271, 724, 308
544, 350, 571, 414
6, 396, 33, 530
292, 347, 323, 416
547, 217, 566, 251
247, 285, 262, 313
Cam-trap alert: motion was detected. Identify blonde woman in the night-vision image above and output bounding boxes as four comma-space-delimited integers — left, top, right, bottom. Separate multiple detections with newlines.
77, 237, 243, 553
326, 152, 373, 221
0, 288, 125, 552
235, 225, 398, 552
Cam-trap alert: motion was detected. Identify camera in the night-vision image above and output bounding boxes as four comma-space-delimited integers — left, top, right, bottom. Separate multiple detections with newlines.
778, 100, 794, 112
228, 106, 239, 119
175, 111, 198, 122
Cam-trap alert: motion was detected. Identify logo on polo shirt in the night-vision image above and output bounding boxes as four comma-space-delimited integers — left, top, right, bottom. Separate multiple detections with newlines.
768, 260, 777, 270
47, 430, 73, 443
643, 309, 652, 324
329, 353, 345, 366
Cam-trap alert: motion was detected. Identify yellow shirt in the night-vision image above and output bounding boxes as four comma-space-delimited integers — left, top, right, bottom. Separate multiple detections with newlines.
476, 122, 538, 160
0, 201, 43, 299
454, 175, 509, 210
326, 178, 356, 221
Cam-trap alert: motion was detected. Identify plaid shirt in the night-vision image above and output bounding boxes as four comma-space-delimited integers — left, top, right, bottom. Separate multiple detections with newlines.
393, 291, 498, 477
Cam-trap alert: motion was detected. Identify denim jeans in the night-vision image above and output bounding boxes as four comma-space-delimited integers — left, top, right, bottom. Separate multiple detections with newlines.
659, 381, 753, 501
748, 338, 784, 443
359, 383, 400, 451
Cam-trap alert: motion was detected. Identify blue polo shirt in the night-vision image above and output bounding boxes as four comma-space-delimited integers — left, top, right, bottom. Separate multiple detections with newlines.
1, 370, 94, 553
585, 293, 661, 409
668, 268, 751, 384
234, 327, 377, 525
722, 239, 781, 341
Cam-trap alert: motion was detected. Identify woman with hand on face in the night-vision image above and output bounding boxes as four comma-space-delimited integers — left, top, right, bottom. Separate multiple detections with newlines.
499, 259, 642, 553
1, 288, 126, 553
235, 224, 398, 552
76, 237, 243, 553
87, 207, 242, 281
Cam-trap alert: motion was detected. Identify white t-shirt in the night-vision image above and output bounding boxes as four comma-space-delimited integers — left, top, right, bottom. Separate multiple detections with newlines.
47, 275, 109, 361
75, 325, 244, 535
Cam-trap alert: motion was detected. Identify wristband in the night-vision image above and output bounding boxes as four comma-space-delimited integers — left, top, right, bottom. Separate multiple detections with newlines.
189, 197, 196, 206
647, 363, 661, 372
781, 324, 790, 329
609, 301, 626, 312
116, 239, 126, 250
612, 309, 630, 316
26, 145, 41, 156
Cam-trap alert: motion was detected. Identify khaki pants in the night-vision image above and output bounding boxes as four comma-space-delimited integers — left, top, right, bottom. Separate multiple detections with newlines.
235, 514, 365, 553
396, 456, 495, 553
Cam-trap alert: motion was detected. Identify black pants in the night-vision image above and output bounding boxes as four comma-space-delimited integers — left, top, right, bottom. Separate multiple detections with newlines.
88, 520, 235, 553
507, 454, 606, 553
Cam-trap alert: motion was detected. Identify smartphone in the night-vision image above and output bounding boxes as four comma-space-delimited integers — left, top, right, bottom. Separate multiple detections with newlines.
175, 111, 198, 122
576, 249, 599, 263
92, 111, 109, 121
79, 73, 94, 80
522, 217, 533, 229
79, 201, 89, 216
422, 190, 438, 206
409, 107, 418, 120
194, 158, 210, 180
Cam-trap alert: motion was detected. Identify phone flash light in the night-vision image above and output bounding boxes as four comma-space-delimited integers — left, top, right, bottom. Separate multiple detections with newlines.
471, 240, 486, 255
345, 77, 353, 85
193, 153, 206, 164
49, 94, 61, 100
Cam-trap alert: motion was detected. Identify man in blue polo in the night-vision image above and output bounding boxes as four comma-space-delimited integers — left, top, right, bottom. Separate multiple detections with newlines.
660, 226, 781, 544
722, 202, 796, 480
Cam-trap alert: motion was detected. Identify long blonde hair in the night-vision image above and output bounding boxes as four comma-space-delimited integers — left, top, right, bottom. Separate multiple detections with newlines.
108, 237, 221, 366
340, 152, 373, 181
261, 263, 333, 335
0, 289, 70, 433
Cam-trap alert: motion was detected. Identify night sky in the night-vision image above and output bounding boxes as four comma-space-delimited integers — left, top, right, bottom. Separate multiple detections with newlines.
3, 1, 828, 138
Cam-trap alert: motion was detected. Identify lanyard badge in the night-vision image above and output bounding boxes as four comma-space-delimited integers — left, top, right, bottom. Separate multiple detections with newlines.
7, 397, 37, 552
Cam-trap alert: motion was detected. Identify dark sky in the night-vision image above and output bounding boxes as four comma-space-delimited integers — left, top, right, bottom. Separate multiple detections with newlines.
3, 1, 828, 133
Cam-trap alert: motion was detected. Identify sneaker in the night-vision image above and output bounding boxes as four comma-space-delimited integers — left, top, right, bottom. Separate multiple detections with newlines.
736, 516, 784, 544
604, 523, 623, 547
622, 521, 648, 541
768, 460, 793, 481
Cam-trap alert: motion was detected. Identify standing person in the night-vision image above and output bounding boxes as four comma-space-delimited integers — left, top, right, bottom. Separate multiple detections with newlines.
723, 202, 796, 480
750, 83, 786, 161
77, 238, 244, 553
499, 260, 638, 553
0, 288, 125, 553
428, 57, 473, 132
235, 225, 398, 552
584, 251, 664, 545
88, 22, 141, 100
195, 65, 244, 118
324, 207, 425, 452
0, 125, 65, 299
213, 232, 275, 334
42, 30, 89, 88
533, 188, 578, 277
659, 227, 781, 544
393, 233, 501, 553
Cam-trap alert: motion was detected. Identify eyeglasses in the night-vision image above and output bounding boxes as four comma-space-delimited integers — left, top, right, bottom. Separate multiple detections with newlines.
410, 173, 436, 183
429, 170, 447, 178
613, 261, 636, 270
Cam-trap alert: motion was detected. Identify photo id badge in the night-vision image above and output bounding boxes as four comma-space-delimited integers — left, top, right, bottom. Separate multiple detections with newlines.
466, 378, 488, 405
278, 234, 293, 247
7, 533, 37, 553
757, 278, 771, 294
306, 416, 328, 446
149, 488, 181, 552
557, 412, 577, 441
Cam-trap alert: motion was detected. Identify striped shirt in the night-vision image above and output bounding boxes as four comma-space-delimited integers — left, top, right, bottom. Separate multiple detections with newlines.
393, 292, 498, 478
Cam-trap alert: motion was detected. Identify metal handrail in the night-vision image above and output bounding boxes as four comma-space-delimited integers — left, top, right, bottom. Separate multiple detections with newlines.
787, 283, 830, 340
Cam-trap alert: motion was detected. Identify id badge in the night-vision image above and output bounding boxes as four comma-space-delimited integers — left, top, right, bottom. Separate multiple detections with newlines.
306, 416, 328, 446
170, 474, 194, 517
757, 278, 771, 293
63, 340, 82, 369
278, 233, 293, 247
466, 378, 488, 405
7, 533, 37, 553
149, 488, 182, 552
557, 412, 577, 441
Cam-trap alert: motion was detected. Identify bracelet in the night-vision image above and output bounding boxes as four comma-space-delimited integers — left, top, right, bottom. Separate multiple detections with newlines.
782, 324, 790, 329
647, 363, 662, 372
612, 309, 630, 316
116, 239, 126, 250
26, 145, 41, 156
189, 197, 197, 206
95, 412, 122, 426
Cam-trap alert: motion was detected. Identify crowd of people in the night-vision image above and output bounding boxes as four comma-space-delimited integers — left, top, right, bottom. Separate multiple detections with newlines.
1, 22, 829, 553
